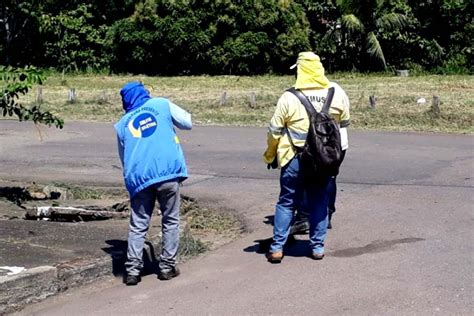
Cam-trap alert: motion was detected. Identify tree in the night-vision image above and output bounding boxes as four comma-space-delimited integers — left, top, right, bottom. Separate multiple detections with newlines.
0, 0, 134, 69
39, 4, 109, 71
408, 0, 473, 73
1, 66, 63, 128
332, 0, 410, 69
295, 0, 347, 71
108, 0, 311, 75
0, 0, 43, 65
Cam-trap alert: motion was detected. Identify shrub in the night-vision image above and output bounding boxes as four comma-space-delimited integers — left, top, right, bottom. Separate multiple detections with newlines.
39, 4, 110, 71
107, 0, 311, 75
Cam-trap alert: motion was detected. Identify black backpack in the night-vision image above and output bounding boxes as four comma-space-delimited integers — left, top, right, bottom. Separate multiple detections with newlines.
287, 87, 343, 181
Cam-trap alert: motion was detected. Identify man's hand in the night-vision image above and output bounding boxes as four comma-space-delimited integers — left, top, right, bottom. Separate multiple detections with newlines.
267, 157, 278, 169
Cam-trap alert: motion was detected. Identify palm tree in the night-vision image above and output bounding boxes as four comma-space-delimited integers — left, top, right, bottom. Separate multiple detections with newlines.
331, 0, 409, 69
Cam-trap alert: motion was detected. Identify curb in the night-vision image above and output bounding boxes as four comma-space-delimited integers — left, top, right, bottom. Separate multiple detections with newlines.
1, 252, 123, 314
0, 266, 59, 315
56, 256, 116, 292
0, 236, 163, 315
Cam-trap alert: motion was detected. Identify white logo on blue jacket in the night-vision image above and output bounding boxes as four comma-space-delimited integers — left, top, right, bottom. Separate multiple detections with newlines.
128, 113, 158, 138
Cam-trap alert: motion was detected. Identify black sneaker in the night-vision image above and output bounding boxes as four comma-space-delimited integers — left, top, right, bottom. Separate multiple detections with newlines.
158, 267, 180, 281
290, 220, 310, 235
125, 275, 141, 286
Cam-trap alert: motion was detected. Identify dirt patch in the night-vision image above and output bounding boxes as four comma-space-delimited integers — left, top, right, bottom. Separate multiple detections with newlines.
181, 196, 244, 251
0, 180, 244, 254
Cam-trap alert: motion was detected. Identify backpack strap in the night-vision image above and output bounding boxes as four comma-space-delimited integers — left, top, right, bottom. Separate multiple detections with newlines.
322, 87, 335, 114
285, 87, 313, 153
287, 87, 335, 115
284, 87, 336, 153
286, 87, 317, 117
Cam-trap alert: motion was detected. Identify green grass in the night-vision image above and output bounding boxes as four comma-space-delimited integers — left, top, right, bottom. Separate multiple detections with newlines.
181, 196, 242, 236
179, 196, 243, 256
16, 72, 474, 133
178, 227, 210, 259
49, 182, 104, 199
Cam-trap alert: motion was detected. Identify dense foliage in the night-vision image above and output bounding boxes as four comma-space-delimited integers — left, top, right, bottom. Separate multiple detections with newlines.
0, 0, 472, 74
107, 0, 310, 75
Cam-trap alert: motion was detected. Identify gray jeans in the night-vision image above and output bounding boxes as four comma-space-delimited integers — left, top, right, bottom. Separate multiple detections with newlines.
126, 181, 180, 276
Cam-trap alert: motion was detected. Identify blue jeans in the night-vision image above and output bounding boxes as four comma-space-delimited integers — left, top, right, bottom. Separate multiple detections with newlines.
295, 149, 346, 226
328, 176, 337, 216
294, 176, 336, 226
126, 181, 180, 276
270, 155, 331, 255
328, 150, 345, 217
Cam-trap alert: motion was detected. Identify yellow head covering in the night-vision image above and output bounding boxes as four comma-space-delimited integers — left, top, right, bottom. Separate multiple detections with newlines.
293, 52, 330, 90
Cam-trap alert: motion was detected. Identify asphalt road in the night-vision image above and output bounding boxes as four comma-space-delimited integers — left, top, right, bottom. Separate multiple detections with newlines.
1, 120, 473, 315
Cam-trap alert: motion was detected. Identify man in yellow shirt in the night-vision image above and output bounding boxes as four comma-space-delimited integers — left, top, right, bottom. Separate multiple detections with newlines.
263, 52, 350, 263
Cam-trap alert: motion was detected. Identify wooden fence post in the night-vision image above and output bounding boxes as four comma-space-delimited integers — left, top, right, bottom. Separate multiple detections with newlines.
98, 90, 108, 104
369, 95, 376, 109
249, 92, 256, 108
36, 87, 43, 104
219, 91, 227, 106
431, 95, 440, 116
68, 88, 76, 104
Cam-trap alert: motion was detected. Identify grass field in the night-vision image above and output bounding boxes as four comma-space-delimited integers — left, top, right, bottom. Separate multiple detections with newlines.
17, 73, 474, 133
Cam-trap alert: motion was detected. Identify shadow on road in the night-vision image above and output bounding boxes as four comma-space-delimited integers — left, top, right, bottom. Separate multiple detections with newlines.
243, 235, 308, 257
244, 214, 310, 256
102, 240, 160, 283
329, 237, 425, 258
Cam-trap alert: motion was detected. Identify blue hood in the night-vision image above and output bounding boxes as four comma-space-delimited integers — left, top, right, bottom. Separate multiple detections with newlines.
120, 82, 151, 112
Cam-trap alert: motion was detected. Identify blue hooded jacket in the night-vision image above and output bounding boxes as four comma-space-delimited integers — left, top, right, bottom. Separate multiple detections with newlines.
114, 82, 191, 198
120, 81, 151, 112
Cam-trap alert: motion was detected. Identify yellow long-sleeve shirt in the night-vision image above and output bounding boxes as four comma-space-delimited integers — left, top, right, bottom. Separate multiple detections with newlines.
263, 82, 350, 168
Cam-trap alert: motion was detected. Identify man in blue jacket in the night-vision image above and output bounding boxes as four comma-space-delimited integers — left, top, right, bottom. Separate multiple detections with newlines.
115, 82, 192, 286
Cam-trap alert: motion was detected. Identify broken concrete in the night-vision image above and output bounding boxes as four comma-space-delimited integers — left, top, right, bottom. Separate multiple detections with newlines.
0, 217, 162, 314
25, 206, 129, 221
0, 266, 59, 315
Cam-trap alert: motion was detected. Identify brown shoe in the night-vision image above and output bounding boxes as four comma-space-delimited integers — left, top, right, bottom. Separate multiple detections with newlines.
310, 252, 325, 260
266, 251, 283, 263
